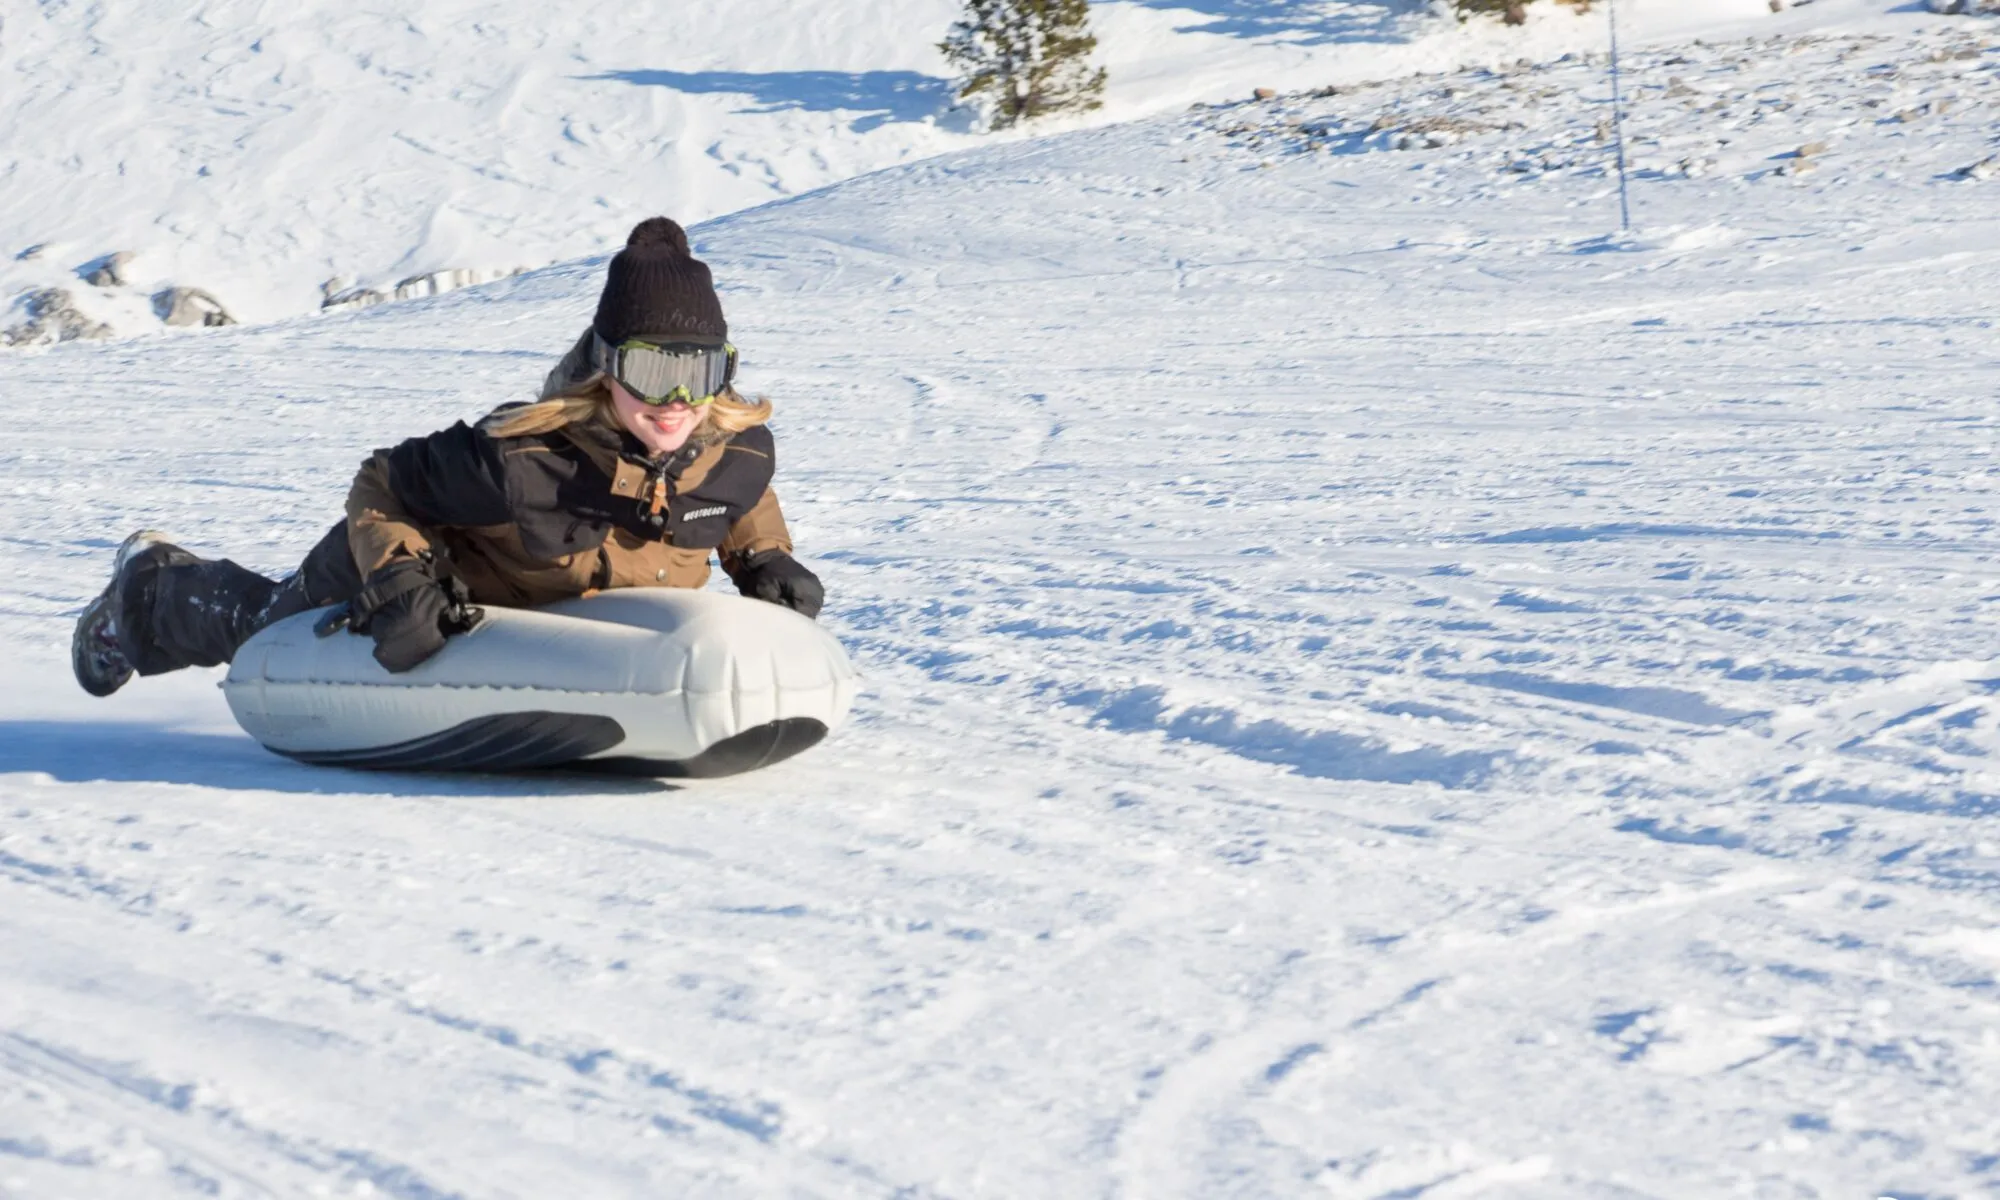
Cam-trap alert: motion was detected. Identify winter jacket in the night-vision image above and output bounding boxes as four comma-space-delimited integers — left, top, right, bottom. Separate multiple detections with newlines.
344, 414, 792, 608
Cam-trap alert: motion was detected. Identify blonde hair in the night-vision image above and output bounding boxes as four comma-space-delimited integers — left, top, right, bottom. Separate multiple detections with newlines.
483, 375, 772, 441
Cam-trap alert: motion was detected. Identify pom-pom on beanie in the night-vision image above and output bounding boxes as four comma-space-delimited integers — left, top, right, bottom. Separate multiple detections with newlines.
592, 217, 727, 345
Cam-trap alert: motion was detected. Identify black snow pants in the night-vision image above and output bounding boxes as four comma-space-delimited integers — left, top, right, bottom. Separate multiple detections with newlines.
119, 521, 364, 676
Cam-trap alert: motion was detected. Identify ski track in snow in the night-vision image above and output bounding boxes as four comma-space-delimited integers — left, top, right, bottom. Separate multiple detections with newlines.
4, 12, 2000, 1199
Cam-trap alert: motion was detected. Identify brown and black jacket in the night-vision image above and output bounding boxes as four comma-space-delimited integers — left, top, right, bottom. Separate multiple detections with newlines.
344, 415, 792, 608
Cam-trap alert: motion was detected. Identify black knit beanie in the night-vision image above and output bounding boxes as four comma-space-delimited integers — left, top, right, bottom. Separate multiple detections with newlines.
592, 217, 727, 345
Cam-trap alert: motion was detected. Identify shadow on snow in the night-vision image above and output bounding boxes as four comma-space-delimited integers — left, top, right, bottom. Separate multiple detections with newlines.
1125, 0, 1430, 46
0, 721, 674, 797
1069, 685, 1505, 789
580, 70, 956, 133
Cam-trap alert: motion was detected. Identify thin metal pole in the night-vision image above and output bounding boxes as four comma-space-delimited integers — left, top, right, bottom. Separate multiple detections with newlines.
1607, 0, 1633, 231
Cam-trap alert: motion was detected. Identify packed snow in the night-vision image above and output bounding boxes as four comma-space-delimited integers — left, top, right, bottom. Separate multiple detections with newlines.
4, 0, 2000, 1197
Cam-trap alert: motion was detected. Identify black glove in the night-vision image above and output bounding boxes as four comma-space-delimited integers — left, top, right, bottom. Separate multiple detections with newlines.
345, 555, 483, 673
733, 550, 824, 619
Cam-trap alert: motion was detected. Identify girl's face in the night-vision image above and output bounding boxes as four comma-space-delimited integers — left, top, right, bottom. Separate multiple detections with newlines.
608, 375, 704, 456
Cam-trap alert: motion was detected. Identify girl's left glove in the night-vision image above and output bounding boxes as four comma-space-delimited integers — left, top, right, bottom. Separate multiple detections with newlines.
346, 555, 484, 672
733, 550, 824, 619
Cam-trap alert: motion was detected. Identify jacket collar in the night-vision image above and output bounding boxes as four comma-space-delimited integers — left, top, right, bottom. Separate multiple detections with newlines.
560, 418, 727, 496
558, 418, 645, 474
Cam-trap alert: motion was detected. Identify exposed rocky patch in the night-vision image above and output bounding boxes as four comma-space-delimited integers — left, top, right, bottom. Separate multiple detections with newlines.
2, 288, 113, 346
1192, 25, 1999, 193
152, 287, 235, 328
1, 259, 530, 350
321, 266, 529, 313
80, 252, 136, 288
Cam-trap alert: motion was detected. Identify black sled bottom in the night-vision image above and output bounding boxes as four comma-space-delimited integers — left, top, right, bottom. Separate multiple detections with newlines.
584, 718, 828, 779
267, 713, 826, 778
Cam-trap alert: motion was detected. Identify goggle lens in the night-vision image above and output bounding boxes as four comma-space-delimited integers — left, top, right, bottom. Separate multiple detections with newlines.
597, 337, 736, 407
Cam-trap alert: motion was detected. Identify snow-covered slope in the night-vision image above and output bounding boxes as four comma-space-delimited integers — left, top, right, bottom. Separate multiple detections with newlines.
3, 4, 2000, 1198
0, 0, 1811, 337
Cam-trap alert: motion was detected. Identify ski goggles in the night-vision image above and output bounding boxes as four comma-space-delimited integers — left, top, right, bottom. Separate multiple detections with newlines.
593, 334, 736, 407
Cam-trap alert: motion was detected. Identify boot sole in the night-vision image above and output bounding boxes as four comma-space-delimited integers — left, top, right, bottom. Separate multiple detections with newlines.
70, 530, 176, 697
71, 590, 131, 697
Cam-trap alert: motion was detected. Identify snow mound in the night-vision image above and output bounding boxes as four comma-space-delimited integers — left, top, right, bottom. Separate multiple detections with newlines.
1, 0, 1855, 341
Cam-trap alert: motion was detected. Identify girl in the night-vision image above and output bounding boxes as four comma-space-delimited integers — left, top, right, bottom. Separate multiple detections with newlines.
73, 218, 823, 696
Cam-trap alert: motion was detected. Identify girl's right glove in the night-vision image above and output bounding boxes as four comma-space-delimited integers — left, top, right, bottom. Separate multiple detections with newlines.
347, 555, 484, 672
733, 550, 825, 619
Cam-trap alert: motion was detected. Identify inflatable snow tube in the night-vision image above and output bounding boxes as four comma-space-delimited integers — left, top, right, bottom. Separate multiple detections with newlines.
222, 590, 858, 776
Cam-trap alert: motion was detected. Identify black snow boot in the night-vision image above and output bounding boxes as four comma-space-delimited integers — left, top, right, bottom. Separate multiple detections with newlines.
72, 587, 132, 697
118, 537, 313, 676
72, 530, 179, 696
74, 522, 367, 695
73, 530, 320, 695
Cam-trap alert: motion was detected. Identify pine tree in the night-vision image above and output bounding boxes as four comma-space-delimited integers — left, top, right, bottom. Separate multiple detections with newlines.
939, 0, 1107, 130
